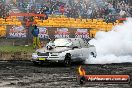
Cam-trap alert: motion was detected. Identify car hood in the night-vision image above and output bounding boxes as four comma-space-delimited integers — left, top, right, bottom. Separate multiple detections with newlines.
36, 47, 72, 53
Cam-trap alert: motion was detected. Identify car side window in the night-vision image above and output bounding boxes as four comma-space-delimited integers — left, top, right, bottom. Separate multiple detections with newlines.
72, 40, 81, 48
79, 39, 88, 48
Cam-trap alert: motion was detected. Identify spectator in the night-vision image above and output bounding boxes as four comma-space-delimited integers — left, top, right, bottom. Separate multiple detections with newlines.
119, 9, 126, 17
15, 0, 132, 20
59, 5, 65, 15
31, 25, 41, 49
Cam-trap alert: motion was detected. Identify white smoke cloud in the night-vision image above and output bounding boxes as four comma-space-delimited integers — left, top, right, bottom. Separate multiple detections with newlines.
86, 18, 132, 64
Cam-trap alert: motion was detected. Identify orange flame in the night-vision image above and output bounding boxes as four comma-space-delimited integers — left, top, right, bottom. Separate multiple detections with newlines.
78, 66, 86, 76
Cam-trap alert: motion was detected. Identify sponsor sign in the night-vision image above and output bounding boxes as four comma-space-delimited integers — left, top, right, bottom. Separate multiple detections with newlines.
38, 27, 49, 39
6, 26, 90, 39
7, 26, 27, 38
75, 29, 89, 39
54, 28, 70, 38
77, 66, 130, 85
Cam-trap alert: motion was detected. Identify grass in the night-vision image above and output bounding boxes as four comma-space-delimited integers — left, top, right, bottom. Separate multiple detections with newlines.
0, 45, 35, 53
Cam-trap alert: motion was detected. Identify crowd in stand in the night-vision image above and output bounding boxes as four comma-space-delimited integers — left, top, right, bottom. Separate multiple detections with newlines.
0, 1, 11, 18
9, 0, 132, 22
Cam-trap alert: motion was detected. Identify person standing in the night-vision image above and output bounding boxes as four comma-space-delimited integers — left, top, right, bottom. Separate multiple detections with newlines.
31, 25, 41, 49
59, 5, 65, 15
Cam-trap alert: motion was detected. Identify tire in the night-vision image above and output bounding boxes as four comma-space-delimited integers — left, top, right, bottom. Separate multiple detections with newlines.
63, 54, 71, 67
90, 52, 96, 58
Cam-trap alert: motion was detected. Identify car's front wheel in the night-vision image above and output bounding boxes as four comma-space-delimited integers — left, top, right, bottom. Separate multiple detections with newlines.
63, 54, 71, 67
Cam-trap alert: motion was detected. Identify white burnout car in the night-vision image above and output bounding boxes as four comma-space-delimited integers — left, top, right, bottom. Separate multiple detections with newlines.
32, 38, 97, 66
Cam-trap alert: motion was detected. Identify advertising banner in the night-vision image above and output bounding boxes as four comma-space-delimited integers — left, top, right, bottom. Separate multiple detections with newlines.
75, 29, 89, 39
6, 26, 27, 38
54, 28, 70, 38
38, 27, 49, 39
6, 26, 90, 39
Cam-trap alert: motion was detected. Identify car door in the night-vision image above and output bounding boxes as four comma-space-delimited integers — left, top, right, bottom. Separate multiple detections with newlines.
79, 39, 90, 60
71, 39, 83, 61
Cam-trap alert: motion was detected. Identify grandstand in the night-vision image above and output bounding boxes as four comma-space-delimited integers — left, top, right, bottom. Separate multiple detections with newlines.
0, 0, 131, 37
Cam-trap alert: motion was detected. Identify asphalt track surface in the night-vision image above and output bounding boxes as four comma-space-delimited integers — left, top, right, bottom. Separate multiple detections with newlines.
0, 61, 132, 88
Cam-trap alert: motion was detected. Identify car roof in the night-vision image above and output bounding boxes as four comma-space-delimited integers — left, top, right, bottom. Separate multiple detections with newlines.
55, 38, 84, 42
56, 38, 82, 40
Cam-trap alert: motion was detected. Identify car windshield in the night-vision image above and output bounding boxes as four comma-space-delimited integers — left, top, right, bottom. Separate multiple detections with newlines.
54, 39, 72, 47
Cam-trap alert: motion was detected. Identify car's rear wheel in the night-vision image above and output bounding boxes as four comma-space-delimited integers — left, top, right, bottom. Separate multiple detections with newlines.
90, 52, 96, 58
63, 54, 71, 67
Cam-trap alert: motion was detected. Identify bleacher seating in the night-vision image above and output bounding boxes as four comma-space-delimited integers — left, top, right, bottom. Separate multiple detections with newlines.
35, 15, 116, 31
0, 15, 121, 38
0, 26, 6, 37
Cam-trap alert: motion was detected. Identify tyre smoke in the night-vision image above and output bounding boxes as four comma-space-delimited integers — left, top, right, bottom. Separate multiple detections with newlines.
86, 18, 132, 64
